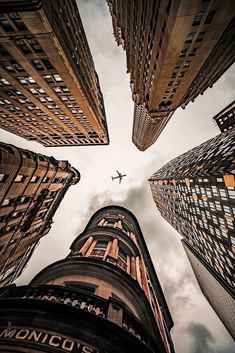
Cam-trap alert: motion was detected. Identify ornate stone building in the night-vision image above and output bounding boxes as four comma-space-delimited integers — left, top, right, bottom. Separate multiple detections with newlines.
149, 105, 235, 336
0, 142, 80, 287
0, 0, 109, 146
0, 205, 174, 353
107, 0, 235, 150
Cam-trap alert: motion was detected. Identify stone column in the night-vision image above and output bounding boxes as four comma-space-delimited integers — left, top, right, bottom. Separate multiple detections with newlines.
130, 256, 137, 280
78, 236, 93, 256
108, 238, 118, 259
136, 256, 142, 287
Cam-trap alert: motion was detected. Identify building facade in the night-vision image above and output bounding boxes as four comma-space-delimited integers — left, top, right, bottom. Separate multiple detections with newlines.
149, 125, 235, 336
107, 0, 235, 150
0, 205, 174, 353
0, 142, 80, 287
0, 0, 109, 146
183, 240, 235, 339
213, 100, 235, 132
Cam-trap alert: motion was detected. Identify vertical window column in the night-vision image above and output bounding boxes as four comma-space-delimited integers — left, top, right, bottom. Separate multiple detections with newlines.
108, 238, 118, 259
79, 236, 94, 256
130, 256, 137, 280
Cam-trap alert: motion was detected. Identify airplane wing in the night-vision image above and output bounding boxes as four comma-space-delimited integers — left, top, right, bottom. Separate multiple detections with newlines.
119, 177, 122, 184
116, 170, 121, 176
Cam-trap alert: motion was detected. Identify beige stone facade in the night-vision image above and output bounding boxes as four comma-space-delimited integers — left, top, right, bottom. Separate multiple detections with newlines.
0, 0, 109, 146
108, 0, 235, 150
0, 141, 80, 287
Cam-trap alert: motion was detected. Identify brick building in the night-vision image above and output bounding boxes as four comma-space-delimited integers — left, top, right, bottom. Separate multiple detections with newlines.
0, 0, 109, 146
0, 142, 80, 287
107, 0, 235, 150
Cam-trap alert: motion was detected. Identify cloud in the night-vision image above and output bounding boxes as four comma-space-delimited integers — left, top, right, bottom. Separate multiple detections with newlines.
187, 323, 215, 353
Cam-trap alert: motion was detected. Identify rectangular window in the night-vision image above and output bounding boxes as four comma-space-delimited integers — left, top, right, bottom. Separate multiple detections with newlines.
10, 13, 27, 31
204, 10, 216, 24
42, 58, 54, 70
0, 17, 14, 32
192, 12, 204, 26
196, 32, 205, 42
43, 75, 53, 83
14, 174, 26, 183
189, 48, 197, 56
179, 49, 187, 57
185, 32, 195, 43
53, 74, 63, 82
95, 240, 108, 249
0, 173, 7, 182
27, 38, 43, 53
15, 40, 32, 54
118, 248, 127, 262
30, 175, 39, 183
2, 198, 10, 206
31, 59, 44, 71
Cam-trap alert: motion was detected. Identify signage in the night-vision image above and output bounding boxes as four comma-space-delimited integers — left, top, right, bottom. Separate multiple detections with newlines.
0, 327, 99, 353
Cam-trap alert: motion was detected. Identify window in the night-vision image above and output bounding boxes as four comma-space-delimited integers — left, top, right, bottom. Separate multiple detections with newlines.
185, 32, 195, 43
0, 173, 7, 182
65, 281, 97, 294
204, 10, 216, 24
15, 39, 32, 54
9, 13, 27, 31
20, 196, 30, 204
95, 240, 107, 249
53, 74, 63, 82
2, 198, 10, 206
12, 211, 21, 218
27, 38, 43, 53
30, 175, 39, 183
0, 17, 14, 32
192, 12, 204, 26
43, 75, 53, 83
189, 48, 197, 56
118, 248, 127, 262
183, 61, 190, 68
14, 174, 26, 183
42, 58, 54, 70
53, 86, 62, 93
43, 176, 50, 183
196, 32, 205, 42
179, 49, 187, 57
31, 59, 43, 71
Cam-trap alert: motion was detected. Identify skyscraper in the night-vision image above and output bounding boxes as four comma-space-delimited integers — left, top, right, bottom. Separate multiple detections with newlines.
213, 100, 235, 132
107, 0, 235, 150
149, 103, 235, 336
0, 141, 80, 287
182, 240, 235, 339
0, 0, 109, 146
0, 206, 174, 353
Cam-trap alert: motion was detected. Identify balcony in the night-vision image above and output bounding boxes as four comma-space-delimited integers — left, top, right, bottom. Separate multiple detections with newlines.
0, 284, 156, 351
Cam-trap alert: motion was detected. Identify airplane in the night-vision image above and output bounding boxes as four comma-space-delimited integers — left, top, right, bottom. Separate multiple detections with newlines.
111, 170, 127, 184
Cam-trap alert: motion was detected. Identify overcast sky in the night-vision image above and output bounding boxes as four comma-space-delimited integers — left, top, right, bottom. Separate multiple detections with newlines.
1, 0, 234, 352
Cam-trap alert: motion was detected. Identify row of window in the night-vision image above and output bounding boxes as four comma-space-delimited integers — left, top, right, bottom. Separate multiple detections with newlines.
0, 13, 27, 33
0, 173, 66, 184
